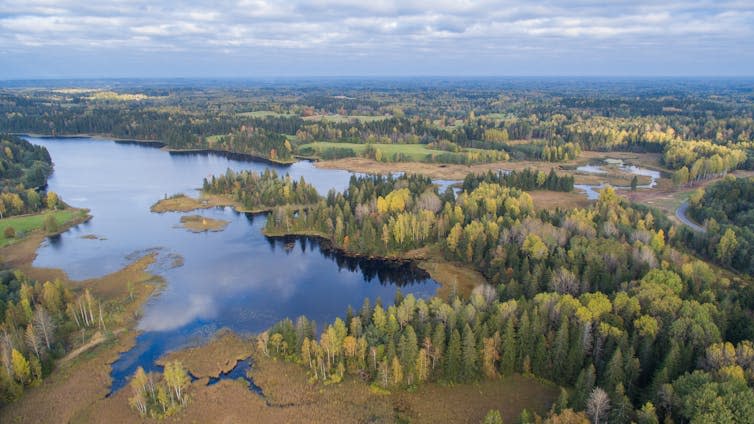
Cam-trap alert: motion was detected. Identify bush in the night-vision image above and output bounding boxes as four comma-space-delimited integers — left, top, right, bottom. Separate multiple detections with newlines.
43, 214, 59, 234
3, 226, 15, 238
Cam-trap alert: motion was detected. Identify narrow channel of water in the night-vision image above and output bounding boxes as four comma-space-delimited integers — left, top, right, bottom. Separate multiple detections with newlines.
207, 358, 264, 396
575, 159, 661, 199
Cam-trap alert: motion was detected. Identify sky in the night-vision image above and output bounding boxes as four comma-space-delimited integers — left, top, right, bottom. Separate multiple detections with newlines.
1, 0, 753, 79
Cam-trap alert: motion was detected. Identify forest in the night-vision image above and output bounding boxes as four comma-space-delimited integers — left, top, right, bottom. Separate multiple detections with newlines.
462, 169, 575, 193
252, 170, 754, 423
679, 177, 754, 275
0, 271, 107, 405
202, 168, 319, 212
1, 80, 753, 423
0, 135, 59, 219
1, 79, 752, 171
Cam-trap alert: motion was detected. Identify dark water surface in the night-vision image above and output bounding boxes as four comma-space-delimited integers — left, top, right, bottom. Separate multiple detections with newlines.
26, 137, 438, 393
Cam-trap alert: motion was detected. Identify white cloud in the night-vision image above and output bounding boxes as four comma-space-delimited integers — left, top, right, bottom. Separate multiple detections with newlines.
0, 0, 752, 77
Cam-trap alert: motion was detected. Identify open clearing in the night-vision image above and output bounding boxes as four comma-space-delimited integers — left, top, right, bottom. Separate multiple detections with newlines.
0, 209, 88, 247
300, 142, 449, 161
237, 110, 296, 118
302, 114, 391, 123
314, 151, 664, 183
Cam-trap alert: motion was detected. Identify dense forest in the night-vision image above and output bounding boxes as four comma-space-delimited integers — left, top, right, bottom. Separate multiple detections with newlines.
462, 169, 574, 193
202, 169, 319, 211
679, 177, 754, 275
0, 135, 51, 190
0, 135, 59, 218
250, 171, 754, 423
2, 80, 751, 169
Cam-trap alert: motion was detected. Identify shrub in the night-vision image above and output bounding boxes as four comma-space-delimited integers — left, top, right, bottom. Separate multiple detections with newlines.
43, 214, 59, 234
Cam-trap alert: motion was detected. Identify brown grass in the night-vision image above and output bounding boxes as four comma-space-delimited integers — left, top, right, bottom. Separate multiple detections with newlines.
419, 259, 487, 299
79, 253, 158, 303
3, 322, 558, 424
398, 375, 559, 423
158, 329, 252, 378
178, 215, 230, 233
0, 252, 160, 424
150, 194, 238, 213
0, 330, 140, 424
151, 193, 285, 215
0, 213, 161, 423
0, 232, 64, 281
315, 151, 663, 185
316, 157, 527, 180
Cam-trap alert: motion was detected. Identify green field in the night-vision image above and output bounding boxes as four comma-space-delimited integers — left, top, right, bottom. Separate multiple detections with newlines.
0, 209, 85, 247
302, 114, 391, 123
299, 142, 510, 164
237, 110, 295, 118
206, 134, 224, 145
299, 142, 440, 161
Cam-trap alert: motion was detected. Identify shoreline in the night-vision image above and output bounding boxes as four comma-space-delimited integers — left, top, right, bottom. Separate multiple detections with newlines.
0, 207, 91, 253
150, 192, 315, 215
156, 191, 488, 296
165, 148, 296, 166
21, 132, 660, 191
17, 132, 296, 166
263, 229, 487, 296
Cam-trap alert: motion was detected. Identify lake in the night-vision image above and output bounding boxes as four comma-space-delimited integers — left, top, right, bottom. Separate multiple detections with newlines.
25, 137, 439, 393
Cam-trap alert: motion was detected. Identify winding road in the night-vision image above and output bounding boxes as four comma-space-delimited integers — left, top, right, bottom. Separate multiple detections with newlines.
676, 201, 706, 233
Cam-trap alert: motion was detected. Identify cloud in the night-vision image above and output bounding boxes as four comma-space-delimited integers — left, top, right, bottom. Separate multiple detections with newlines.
0, 0, 752, 77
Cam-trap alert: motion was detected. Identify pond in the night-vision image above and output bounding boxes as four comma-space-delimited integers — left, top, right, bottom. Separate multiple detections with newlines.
575, 159, 661, 199
25, 137, 439, 393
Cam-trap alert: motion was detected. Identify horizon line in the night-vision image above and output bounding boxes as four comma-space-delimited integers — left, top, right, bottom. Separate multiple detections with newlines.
2, 75, 754, 83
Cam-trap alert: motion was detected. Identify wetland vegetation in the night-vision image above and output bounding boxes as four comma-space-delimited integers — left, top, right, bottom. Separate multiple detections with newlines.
0, 78, 753, 423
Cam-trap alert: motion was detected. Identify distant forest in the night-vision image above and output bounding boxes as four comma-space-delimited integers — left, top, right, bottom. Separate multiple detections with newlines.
1, 79, 751, 170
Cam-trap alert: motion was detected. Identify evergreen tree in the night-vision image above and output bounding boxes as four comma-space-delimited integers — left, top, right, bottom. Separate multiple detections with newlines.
500, 319, 517, 376
462, 324, 479, 381
572, 364, 596, 410
445, 329, 462, 381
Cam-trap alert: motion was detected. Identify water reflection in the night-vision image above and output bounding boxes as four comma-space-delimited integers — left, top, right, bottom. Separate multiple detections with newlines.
25, 137, 438, 393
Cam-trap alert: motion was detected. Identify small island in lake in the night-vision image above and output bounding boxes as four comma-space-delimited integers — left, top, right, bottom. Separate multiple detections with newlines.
178, 215, 230, 233
151, 193, 237, 213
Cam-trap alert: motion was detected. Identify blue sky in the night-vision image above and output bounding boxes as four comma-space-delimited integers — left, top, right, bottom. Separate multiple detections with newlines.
1, 0, 753, 79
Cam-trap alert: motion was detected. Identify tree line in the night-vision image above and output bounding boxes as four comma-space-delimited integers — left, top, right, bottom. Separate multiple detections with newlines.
202, 169, 319, 212
3, 83, 751, 171
0, 135, 61, 219
252, 171, 753, 423
678, 176, 754, 275
462, 169, 574, 193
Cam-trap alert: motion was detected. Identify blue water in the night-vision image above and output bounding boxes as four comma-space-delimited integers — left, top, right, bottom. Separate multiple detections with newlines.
26, 137, 438, 393
207, 358, 263, 396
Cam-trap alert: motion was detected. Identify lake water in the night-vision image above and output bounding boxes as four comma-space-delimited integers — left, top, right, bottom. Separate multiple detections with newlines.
25, 137, 438, 393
